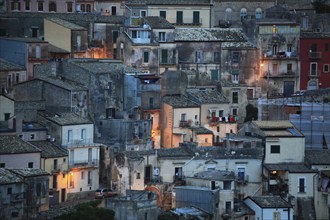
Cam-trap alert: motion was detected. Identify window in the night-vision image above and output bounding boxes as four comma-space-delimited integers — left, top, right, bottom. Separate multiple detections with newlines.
232, 73, 239, 83
88, 171, 92, 185
159, 11, 166, 19
86, 4, 91, 12
49, 1, 56, 12
195, 51, 202, 63
237, 167, 245, 181
270, 145, 280, 153
298, 177, 306, 193
36, 183, 41, 196
11, 1, 21, 10
181, 113, 186, 121
77, 35, 81, 50
323, 64, 329, 72
273, 63, 278, 75
38, 1, 43, 11
193, 11, 200, 24
273, 211, 281, 220
310, 63, 318, 76
287, 63, 292, 73
111, 6, 116, 15
159, 32, 166, 42
81, 129, 86, 141
81, 171, 84, 180
141, 10, 147, 17
232, 51, 239, 63
214, 52, 220, 63
177, 11, 183, 24
36, 45, 41, 58
255, 8, 262, 19
225, 201, 231, 214
31, 27, 38, 38
67, 2, 73, 12
272, 44, 278, 55
143, 51, 149, 63
68, 129, 73, 143
232, 91, 238, 103
161, 49, 168, 63
11, 211, 19, 218
106, 108, 115, 118
325, 43, 329, 51
240, 8, 247, 21
224, 181, 231, 190
25, 0, 30, 10
287, 44, 292, 52
28, 162, 33, 168
0, 163, 5, 168
232, 108, 238, 116
225, 8, 232, 21
7, 187, 12, 195
205, 138, 208, 143
136, 172, 141, 179
211, 69, 219, 81
149, 97, 154, 109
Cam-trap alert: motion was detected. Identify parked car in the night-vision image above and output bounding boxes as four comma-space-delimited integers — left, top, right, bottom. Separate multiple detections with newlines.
95, 188, 117, 199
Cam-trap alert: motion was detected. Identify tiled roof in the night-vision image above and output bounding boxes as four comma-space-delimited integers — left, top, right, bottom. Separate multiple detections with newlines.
144, 16, 175, 29
8, 168, 50, 177
45, 112, 92, 126
71, 60, 140, 74
29, 141, 68, 158
0, 168, 23, 184
263, 163, 317, 173
252, 120, 294, 129
45, 17, 86, 30
186, 88, 229, 104
0, 135, 41, 154
246, 196, 292, 208
0, 58, 25, 71
174, 28, 247, 42
38, 75, 88, 91
305, 149, 330, 165
300, 32, 330, 39
191, 170, 235, 180
162, 95, 199, 108
193, 127, 213, 134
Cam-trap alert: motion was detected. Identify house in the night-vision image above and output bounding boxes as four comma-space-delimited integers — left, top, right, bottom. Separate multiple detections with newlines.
7, 0, 77, 13
125, 0, 212, 28
174, 28, 259, 90
104, 190, 161, 220
0, 135, 41, 169
36, 111, 101, 200
240, 120, 318, 218
117, 16, 176, 75
112, 143, 264, 210
256, 19, 301, 97
212, 0, 275, 28
304, 149, 330, 220
0, 37, 49, 80
300, 32, 330, 90
95, 0, 124, 16
161, 95, 200, 148
244, 196, 294, 220
29, 141, 69, 205
44, 17, 88, 58
0, 58, 26, 94
0, 168, 50, 220
0, 94, 14, 122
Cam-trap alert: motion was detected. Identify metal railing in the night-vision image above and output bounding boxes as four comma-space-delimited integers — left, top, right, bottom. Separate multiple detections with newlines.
68, 159, 99, 169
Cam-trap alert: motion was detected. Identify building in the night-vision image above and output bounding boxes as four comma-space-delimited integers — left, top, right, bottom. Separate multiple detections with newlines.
244, 196, 294, 220
37, 111, 101, 200
7, 0, 77, 13
0, 37, 49, 80
0, 135, 41, 169
0, 58, 26, 94
0, 168, 50, 220
29, 141, 69, 205
300, 32, 330, 90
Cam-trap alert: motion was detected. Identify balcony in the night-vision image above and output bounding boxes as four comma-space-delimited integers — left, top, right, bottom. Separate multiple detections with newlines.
179, 120, 191, 128
69, 159, 99, 169
236, 174, 249, 185
309, 51, 322, 59
173, 175, 186, 186
65, 138, 96, 147
264, 71, 298, 78
263, 51, 298, 60
50, 164, 65, 174
208, 116, 237, 125
173, 18, 202, 26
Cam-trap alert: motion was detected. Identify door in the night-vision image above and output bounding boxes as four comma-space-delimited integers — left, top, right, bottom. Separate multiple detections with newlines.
177, 11, 183, 24
61, 188, 66, 202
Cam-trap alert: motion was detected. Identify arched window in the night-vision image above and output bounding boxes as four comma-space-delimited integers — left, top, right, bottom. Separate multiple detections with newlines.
240, 8, 247, 21
308, 80, 318, 90
225, 8, 232, 21
256, 8, 262, 19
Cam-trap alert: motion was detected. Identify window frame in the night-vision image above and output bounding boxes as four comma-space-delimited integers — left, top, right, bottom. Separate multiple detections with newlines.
270, 145, 280, 154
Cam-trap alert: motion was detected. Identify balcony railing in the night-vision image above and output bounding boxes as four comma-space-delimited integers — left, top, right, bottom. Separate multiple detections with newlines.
208, 116, 237, 125
309, 52, 322, 59
179, 120, 191, 128
69, 159, 99, 169
50, 164, 66, 173
173, 18, 202, 25
64, 138, 96, 147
